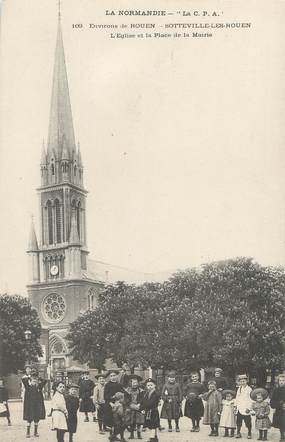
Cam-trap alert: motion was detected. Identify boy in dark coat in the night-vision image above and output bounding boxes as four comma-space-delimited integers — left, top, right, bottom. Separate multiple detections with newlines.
184, 371, 205, 432
65, 384, 80, 442
22, 369, 46, 438
125, 374, 145, 439
0, 379, 11, 426
139, 378, 160, 442
270, 373, 285, 442
160, 371, 182, 432
79, 372, 95, 422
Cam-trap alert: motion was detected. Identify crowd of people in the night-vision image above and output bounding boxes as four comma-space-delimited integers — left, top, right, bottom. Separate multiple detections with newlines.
0, 366, 285, 442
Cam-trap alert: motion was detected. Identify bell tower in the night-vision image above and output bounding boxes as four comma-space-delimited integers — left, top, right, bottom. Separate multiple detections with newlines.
27, 11, 103, 374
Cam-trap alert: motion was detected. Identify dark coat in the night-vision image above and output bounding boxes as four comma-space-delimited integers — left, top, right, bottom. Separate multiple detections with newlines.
124, 387, 145, 426
201, 390, 222, 425
209, 376, 229, 391
139, 390, 160, 429
270, 385, 285, 431
79, 379, 95, 412
103, 381, 126, 427
65, 395, 79, 434
160, 382, 182, 419
22, 377, 46, 422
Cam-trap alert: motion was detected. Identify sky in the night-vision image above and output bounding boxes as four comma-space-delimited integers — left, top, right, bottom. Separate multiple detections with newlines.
1, 0, 285, 294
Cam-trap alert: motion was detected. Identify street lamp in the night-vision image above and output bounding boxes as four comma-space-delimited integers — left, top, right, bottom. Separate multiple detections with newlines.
24, 329, 32, 366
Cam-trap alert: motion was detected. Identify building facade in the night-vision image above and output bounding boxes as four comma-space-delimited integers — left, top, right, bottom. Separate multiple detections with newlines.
27, 16, 103, 375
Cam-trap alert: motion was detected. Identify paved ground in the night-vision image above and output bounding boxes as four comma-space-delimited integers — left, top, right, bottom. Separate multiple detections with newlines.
0, 401, 281, 442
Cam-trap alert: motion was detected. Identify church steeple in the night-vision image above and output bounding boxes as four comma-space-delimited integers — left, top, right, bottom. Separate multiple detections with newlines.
47, 15, 76, 161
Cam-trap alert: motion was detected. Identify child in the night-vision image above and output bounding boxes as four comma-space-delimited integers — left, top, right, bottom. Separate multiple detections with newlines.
51, 381, 68, 442
0, 378, 11, 426
22, 368, 46, 438
251, 388, 270, 441
124, 374, 145, 439
160, 371, 182, 432
93, 373, 107, 434
270, 373, 285, 442
79, 371, 96, 422
219, 390, 236, 437
235, 374, 253, 439
184, 371, 205, 432
65, 384, 80, 442
139, 378, 160, 442
110, 391, 127, 442
184, 392, 204, 433
201, 380, 222, 436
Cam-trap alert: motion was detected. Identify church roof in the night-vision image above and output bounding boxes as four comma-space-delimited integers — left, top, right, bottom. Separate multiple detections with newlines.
28, 218, 39, 251
47, 17, 76, 158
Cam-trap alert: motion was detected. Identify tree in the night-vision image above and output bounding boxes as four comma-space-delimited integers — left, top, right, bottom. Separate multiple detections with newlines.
193, 258, 285, 376
0, 294, 42, 376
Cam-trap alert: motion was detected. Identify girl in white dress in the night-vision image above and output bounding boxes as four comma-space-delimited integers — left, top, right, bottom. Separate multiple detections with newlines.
219, 390, 236, 437
51, 381, 68, 442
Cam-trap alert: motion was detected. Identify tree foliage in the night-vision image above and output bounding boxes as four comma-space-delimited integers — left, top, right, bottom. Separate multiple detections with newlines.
0, 294, 42, 376
67, 258, 285, 374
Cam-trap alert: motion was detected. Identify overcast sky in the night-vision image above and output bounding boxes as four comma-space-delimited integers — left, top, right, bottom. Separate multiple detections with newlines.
1, 0, 285, 295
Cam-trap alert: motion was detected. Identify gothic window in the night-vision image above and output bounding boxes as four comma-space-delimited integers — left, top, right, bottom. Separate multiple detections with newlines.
42, 293, 66, 323
47, 201, 53, 244
51, 162, 55, 175
77, 202, 81, 238
74, 165, 77, 176
55, 199, 61, 243
50, 335, 67, 355
88, 289, 96, 310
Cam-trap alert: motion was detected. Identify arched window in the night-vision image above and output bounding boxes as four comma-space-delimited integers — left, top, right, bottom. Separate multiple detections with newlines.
74, 165, 77, 176
77, 202, 81, 239
88, 289, 96, 310
47, 201, 53, 245
51, 162, 55, 175
55, 199, 61, 243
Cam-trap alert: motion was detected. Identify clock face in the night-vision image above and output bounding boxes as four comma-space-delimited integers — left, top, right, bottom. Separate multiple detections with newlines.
50, 265, 59, 276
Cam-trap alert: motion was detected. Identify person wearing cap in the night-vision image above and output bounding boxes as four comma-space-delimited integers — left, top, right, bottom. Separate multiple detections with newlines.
184, 371, 206, 432
219, 390, 237, 437
103, 370, 126, 433
201, 380, 222, 436
251, 388, 270, 441
22, 368, 46, 438
0, 378, 11, 426
139, 378, 160, 442
65, 384, 80, 442
270, 373, 285, 442
93, 373, 107, 434
160, 371, 182, 433
234, 374, 253, 439
124, 374, 145, 439
79, 372, 96, 422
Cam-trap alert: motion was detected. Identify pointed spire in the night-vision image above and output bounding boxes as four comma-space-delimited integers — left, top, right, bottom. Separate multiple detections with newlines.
69, 211, 80, 244
77, 141, 82, 166
41, 139, 46, 164
61, 135, 69, 160
28, 217, 39, 251
47, 13, 76, 158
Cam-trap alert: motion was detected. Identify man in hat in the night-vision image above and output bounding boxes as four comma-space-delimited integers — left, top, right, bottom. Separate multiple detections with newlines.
65, 384, 80, 442
160, 371, 182, 433
0, 378, 11, 426
79, 371, 96, 422
235, 374, 253, 439
93, 373, 107, 434
125, 374, 145, 439
104, 370, 126, 434
270, 373, 285, 442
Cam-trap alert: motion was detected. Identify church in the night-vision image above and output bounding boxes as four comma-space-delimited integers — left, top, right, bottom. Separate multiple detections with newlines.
26, 14, 103, 376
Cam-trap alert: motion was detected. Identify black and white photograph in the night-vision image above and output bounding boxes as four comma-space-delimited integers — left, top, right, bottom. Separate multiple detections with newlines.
0, 0, 285, 441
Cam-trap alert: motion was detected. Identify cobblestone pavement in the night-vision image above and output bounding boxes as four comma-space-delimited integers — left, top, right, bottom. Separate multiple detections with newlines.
0, 401, 281, 442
